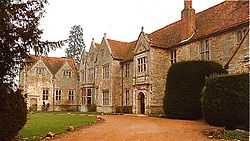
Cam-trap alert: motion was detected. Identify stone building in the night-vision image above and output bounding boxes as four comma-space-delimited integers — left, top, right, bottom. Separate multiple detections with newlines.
79, 0, 249, 115
20, 0, 249, 114
19, 56, 79, 111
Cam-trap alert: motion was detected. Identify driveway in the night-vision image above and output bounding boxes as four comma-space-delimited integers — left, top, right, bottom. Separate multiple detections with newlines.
51, 115, 219, 141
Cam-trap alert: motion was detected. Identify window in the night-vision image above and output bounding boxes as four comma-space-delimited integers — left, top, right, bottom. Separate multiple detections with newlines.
200, 39, 210, 60
81, 88, 86, 104
103, 91, 110, 105
42, 89, 49, 100
170, 49, 177, 64
124, 89, 130, 106
87, 89, 92, 105
55, 89, 61, 101
36, 67, 45, 75
88, 68, 94, 81
125, 63, 130, 77
68, 90, 74, 101
103, 64, 109, 79
81, 88, 92, 105
64, 70, 72, 78
137, 57, 147, 73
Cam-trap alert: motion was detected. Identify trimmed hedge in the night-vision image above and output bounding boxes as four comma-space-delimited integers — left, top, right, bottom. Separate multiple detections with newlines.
164, 60, 227, 119
201, 73, 249, 130
0, 85, 27, 140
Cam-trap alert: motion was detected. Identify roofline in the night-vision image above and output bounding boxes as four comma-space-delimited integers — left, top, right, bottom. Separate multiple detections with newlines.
150, 20, 249, 50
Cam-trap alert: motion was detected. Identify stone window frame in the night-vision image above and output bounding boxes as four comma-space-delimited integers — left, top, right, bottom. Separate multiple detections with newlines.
124, 88, 130, 106
81, 88, 86, 104
137, 57, 147, 73
200, 39, 210, 60
36, 67, 45, 75
42, 88, 49, 100
103, 64, 110, 79
55, 89, 62, 101
68, 89, 75, 101
63, 70, 72, 78
170, 49, 177, 64
81, 88, 92, 105
125, 63, 130, 77
103, 90, 110, 106
81, 70, 86, 82
86, 88, 92, 105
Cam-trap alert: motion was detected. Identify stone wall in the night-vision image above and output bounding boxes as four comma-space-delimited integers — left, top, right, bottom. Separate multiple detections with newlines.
149, 47, 170, 115
176, 24, 249, 74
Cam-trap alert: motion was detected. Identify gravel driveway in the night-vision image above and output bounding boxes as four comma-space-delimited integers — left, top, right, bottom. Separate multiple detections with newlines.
51, 115, 219, 141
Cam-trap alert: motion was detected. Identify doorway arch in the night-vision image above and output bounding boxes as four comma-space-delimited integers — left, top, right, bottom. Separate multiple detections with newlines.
137, 92, 145, 114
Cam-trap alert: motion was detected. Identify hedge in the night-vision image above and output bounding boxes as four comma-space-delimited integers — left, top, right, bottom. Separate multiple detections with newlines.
0, 85, 27, 141
164, 60, 227, 119
201, 73, 249, 130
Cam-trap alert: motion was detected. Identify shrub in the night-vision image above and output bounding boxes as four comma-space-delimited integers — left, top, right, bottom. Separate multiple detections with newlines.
0, 85, 27, 141
201, 73, 249, 130
164, 60, 227, 119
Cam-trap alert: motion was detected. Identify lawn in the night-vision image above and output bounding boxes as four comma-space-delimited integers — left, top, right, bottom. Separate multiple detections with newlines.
18, 112, 96, 141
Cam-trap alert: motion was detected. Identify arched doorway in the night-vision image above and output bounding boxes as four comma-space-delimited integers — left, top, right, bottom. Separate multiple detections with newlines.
137, 92, 145, 114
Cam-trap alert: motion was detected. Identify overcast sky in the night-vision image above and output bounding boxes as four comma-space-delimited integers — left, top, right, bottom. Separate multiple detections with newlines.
40, 0, 224, 57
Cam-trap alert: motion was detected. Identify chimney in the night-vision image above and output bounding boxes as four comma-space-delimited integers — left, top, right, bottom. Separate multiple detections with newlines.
181, 0, 196, 39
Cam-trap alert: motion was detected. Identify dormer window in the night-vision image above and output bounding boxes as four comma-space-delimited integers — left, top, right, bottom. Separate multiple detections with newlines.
64, 70, 72, 78
138, 57, 147, 73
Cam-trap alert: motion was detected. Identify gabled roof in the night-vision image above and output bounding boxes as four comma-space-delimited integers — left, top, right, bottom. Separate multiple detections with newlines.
29, 55, 77, 75
106, 39, 135, 60
95, 43, 101, 48
148, 1, 249, 49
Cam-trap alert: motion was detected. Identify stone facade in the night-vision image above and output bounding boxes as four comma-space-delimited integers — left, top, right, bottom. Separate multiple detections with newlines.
20, 1, 249, 115
78, 1, 249, 115
19, 56, 78, 111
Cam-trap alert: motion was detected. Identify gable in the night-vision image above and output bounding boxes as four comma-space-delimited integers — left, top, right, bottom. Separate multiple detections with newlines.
135, 32, 150, 54
55, 62, 74, 78
29, 59, 53, 76
100, 38, 112, 59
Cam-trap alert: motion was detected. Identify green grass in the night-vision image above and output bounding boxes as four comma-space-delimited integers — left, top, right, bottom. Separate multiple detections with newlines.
17, 112, 96, 141
223, 130, 249, 141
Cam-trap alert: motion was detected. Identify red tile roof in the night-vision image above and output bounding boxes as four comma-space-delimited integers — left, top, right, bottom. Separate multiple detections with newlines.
107, 39, 135, 60
29, 55, 77, 75
148, 1, 249, 49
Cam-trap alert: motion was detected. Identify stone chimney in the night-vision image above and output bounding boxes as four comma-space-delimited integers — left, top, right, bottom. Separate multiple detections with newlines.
181, 0, 196, 39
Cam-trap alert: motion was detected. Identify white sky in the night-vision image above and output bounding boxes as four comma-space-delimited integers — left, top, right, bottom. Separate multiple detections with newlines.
40, 0, 224, 57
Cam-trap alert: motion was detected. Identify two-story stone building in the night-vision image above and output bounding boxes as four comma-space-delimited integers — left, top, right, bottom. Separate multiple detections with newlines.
79, 0, 249, 115
20, 0, 249, 114
19, 56, 79, 111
